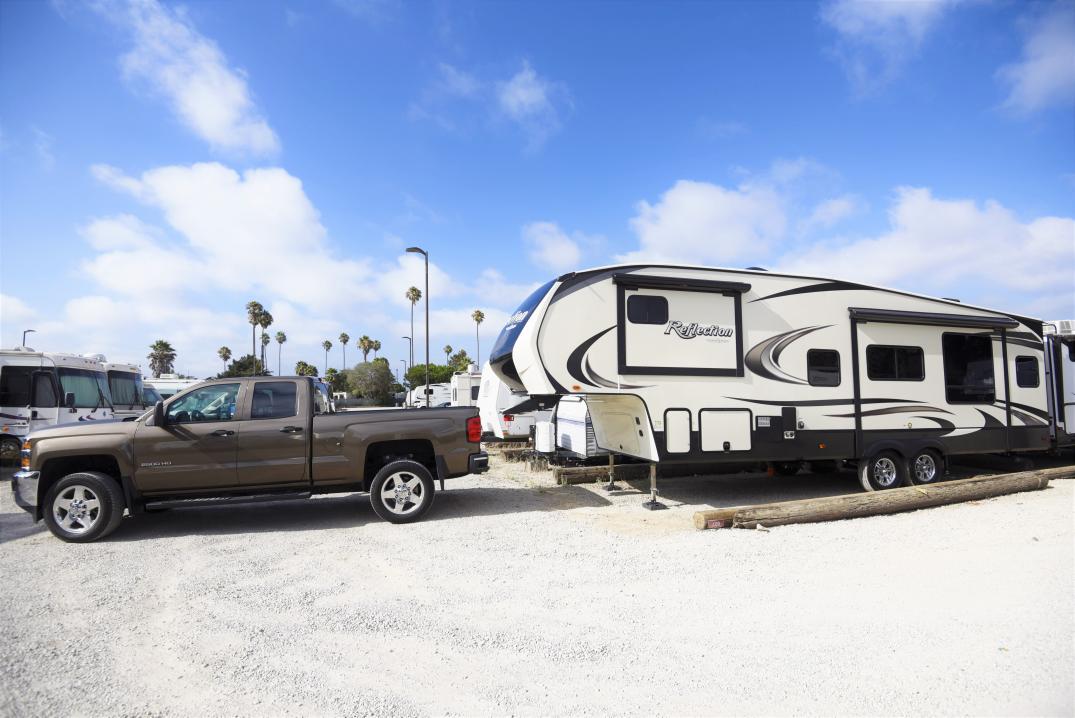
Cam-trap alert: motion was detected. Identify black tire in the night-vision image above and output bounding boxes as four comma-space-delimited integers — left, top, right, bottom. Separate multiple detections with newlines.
1, 436, 20, 480
908, 449, 943, 485
772, 461, 802, 476
368, 460, 436, 524
858, 450, 907, 492
43, 471, 126, 543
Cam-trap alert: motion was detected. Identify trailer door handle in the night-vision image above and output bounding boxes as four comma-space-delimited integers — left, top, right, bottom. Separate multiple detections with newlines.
209, 429, 235, 437
280, 426, 304, 434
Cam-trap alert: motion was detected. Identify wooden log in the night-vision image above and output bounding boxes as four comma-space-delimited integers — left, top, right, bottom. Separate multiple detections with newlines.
693, 465, 1073, 530
554, 464, 649, 486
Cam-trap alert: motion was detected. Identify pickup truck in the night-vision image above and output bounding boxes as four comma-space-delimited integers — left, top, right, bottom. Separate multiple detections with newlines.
11, 376, 488, 542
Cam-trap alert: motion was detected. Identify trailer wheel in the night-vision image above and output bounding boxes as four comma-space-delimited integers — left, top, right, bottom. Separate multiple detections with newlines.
909, 450, 942, 485
369, 460, 435, 524
42, 471, 126, 543
858, 451, 907, 492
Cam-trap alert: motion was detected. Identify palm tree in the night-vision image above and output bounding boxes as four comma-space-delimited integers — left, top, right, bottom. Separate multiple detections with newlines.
218, 346, 232, 371
147, 340, 177, 378
372, 339, 381, 359
322, 340, 332, 374
472, 309, 485, 366
258, 310, 273, 366
443, 344, 452, 364
339, 332, 350, 367
245, 301, 264, 359
358, 335, 373, 363
405, 286, 422, 366
275, 332, 287, 376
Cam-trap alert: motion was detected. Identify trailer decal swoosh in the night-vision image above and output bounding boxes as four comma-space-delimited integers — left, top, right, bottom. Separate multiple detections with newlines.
725, 397, 917, 407
749, 280, 866, 303
567, 327, 616, 388
1011, 409, 1047, 426
744, 325, 831, 384
825, 405, 953, 418
977, 409, 1006, 429
913, 416, 956, 433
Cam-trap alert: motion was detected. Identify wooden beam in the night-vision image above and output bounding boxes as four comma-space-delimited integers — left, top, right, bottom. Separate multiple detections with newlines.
554, 464, 649, 486
693, 466, 1073, 530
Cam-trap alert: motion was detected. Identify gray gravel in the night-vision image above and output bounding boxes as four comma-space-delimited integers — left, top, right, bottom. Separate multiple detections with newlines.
1, 460, 1072, 717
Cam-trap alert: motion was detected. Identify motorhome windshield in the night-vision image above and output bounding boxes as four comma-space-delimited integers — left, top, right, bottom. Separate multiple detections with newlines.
58, 368, 113, 409
489, 279, 555, 362
107, 370, 146, 408
143, 386, 163, 404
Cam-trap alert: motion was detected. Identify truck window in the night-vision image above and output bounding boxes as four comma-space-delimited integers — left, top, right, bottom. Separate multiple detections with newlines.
250, 381, 298, 420
0, 366, 32, 406
166, 384, 240, 423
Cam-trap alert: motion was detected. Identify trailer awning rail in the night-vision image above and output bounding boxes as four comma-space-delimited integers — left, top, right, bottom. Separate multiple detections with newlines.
848, 307, 1019, 329
612, 273, 751, 294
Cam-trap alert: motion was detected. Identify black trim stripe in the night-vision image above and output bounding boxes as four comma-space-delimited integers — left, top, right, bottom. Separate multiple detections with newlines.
826, 405, 953, 418
749, 280, 867, 303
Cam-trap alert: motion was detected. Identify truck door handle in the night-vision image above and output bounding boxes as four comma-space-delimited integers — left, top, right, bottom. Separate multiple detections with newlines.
209, 429, 235, 437
280, 426, 303, 434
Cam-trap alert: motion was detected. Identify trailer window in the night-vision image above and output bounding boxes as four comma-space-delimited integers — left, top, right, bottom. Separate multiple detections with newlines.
471, 386, 480, 400
626, 294, 668, 325
0, 366, 32, 406
942, 334, 995, 403
1014, 356, 1039, 388
866, 345, 924, 381
807, 349, 840, 386
250, 381, 298, 420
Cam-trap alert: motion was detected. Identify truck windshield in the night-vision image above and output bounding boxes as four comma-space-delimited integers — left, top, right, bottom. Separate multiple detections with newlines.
58, 369, 114, 409
107, 370, 145, 408
489, 278, 555, 363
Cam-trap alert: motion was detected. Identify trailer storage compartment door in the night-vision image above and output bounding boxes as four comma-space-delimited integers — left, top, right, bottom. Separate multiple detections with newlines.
614, 274, 747, 377
700, 409, 751, 452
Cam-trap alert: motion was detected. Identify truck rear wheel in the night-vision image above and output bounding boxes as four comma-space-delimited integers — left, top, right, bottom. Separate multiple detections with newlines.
858, 451, 907, 492
369, 460, 435, 524
43, 471, 126, 543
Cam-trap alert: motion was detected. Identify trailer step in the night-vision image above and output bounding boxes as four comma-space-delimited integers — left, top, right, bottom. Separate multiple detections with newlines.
144, 491, 312, 510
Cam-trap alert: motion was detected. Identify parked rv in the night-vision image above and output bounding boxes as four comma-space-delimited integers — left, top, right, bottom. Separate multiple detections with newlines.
549, 395, 608, 460
408, 383, 451, 408
101, 360, 154, 420
1, 348, 114, 476
489, 265, 1069, 493
1044, 320, 1075, 452
144, 374, 199, 400
450, 366, 482, 407
475, 361, 549, 440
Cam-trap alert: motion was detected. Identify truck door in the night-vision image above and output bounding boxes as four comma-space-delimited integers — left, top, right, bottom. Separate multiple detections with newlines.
236, 380, 309, 486
132, 382, 243, 492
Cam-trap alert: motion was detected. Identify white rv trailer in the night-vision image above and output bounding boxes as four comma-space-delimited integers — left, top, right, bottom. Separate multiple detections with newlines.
475, 361, 547, 440
551, 395, 608, 459
1043, 320, 1075, 452
450, 366, 482, 407
144, 374, 199, 400
100, 360, 154, 420
488, 264, 1062, 491
407, 382, 451, 408
1, 348, 115, 473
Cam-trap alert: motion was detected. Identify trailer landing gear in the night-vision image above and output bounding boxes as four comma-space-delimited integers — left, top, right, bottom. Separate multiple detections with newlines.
641, 463, 666, 511
602, 453, 620, 492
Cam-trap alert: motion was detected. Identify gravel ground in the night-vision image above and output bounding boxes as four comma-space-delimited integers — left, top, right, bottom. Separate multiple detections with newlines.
1, 458, 1072, 717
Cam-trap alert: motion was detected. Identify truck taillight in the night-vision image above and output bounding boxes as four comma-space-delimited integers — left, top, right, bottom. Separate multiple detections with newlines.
466, 416, 482, 442
502, 414, 514, 422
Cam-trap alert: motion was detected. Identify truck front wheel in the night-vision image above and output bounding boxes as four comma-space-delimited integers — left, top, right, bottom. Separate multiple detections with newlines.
369, 460, 435, 524
43, 472, 126, 542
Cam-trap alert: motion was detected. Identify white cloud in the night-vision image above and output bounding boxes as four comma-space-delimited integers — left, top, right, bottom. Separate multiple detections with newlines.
473, 269, 540, 308
32, 126, 55, 170
437, 63, 481, 98
523, 221, 583, 272
374, 252, 463, 309
618, 179, 785, 265
1, 294, 37, 326
997, 4, 1075, 115
496, 60, 568, 150
799, 194, 860, 233
778, 187, 1075, 301
110, 0, 279, 155
90, 162, 373, 309
821, 0, 956, 92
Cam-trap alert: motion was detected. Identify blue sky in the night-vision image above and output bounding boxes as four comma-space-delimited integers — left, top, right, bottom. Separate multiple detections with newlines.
1, 0, 1072, 378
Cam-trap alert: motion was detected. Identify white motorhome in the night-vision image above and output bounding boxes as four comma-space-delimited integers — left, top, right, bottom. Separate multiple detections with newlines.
475, 361, 548, 440
407, 383, 451, 408
1043, 320, 1075, 452
489, 264, 1062, 492
99, 359, 155, 420
1, 348, 114, 470
450, 366, 482, 407
144, 374, 199, 400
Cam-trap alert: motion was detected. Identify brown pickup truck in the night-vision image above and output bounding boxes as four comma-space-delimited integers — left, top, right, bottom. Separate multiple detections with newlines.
11, 376, 488, 542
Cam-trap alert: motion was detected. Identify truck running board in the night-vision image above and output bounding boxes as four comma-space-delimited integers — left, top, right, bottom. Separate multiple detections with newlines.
144, 491, 312, 511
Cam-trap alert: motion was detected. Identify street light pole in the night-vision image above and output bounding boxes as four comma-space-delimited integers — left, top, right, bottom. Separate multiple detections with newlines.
22, 329, 35, 347
398, 359, 408, 407
406, 246, 429, 407
401, 336, 412, 372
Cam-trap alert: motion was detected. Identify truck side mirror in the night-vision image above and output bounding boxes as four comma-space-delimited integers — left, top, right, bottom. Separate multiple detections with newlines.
64, 392, 76, 410
153, 401, 165, 427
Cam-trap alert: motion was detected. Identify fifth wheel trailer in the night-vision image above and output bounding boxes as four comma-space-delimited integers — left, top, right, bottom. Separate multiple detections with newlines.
488, 264, 1069, 492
